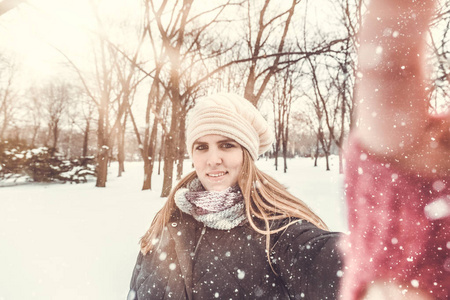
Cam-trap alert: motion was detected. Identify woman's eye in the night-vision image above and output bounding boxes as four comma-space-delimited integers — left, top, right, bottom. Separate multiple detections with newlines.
221, 143, 235, 149
195, 145, 207, 151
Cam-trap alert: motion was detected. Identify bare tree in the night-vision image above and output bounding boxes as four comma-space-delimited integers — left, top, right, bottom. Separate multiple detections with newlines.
272, 67, 295, 173
152, 0, 195, 196
128, 0, 169, 191
24, 88, 43, 147
271, 68, 295, 172
304, 81, 330, 170
242, 0, 300, 106
289, 110, 317, 157
290, 0, 363, 172
68, 87, 96, 158
333, 0, 363, 172
40, 81, 71, 149
308, 52, 357, 171
113, 46, 144, 177
50, 1, 146, 187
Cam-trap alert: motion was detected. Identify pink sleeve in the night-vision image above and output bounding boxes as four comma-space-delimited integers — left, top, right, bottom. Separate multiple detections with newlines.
340, 136, 450, 299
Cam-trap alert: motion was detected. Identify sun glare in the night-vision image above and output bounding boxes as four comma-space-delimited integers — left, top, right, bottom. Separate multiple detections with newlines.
1, 0, 138, 83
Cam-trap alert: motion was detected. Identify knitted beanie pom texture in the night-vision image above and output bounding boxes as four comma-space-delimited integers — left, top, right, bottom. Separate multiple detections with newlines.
186, 93, 273, 160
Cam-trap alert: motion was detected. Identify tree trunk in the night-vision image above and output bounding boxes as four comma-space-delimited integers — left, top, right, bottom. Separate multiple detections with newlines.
96, 101, 108, 187
176, 112, 187, 180
176, 157, 183, 180
158, 151, 162, 176
96, 146, 109, 187
273, 105, 280, 171
142, 116, 159, 190
314, 139, 319, 167
142, 154, 152, 191
282, 136, 288, 173
318, 132, 331, 172
161, 102, 181, 197
142, 158, 152, 189
274, 147, 279, 171
117, 123, 125, 177
52, 121, 59, 149
158, 131, 164, 176
82, 120, 90, 157
282, 111, 289, 173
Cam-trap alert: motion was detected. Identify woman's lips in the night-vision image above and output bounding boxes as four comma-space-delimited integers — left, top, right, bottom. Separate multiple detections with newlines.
207, 171, 228, 179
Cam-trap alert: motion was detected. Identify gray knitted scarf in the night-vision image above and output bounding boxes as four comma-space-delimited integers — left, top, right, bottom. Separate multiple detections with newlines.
174, 178, 247, 230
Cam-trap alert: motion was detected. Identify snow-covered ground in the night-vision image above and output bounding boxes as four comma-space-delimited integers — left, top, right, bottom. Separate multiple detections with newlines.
0, 156, 347, 300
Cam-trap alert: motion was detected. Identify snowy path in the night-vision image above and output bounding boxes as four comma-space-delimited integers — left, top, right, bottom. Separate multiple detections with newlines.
0, 156, 346, 300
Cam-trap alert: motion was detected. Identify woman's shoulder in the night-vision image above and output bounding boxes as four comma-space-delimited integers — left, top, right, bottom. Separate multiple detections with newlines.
272, 218, 342, 249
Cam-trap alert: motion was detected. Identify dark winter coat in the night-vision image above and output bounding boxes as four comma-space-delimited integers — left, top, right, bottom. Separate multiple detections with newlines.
128, 210, 343, 300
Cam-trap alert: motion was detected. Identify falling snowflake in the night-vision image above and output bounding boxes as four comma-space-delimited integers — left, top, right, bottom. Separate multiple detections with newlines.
159, 252, 167, 261
432, 180, 445, 192
424, 198, 450, 220
237, 269, 245, 280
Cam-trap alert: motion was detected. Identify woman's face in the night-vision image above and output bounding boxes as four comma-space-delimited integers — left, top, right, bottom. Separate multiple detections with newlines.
192, 134, 244, 191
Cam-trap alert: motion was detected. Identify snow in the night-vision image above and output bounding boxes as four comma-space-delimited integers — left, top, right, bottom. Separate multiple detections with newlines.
0, 156, 346, 300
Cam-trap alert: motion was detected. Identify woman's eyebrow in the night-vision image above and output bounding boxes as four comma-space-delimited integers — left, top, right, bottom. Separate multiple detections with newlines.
218, 139, 236, 143
193, 141, 208, 145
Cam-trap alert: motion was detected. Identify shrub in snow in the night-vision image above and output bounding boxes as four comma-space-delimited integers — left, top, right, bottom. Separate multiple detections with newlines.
0, 140, 96, 184
0, 140, 30, 182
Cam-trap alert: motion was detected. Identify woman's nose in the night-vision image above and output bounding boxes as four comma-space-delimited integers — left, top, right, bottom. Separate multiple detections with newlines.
207, 149, 222, 165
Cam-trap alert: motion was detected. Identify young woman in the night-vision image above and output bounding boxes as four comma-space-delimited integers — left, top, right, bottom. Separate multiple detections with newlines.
342, 0, 450, 299
128, 93, 343, 300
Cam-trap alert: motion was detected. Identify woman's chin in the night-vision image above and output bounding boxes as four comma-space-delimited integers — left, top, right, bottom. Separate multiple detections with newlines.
203, 181, 231, 192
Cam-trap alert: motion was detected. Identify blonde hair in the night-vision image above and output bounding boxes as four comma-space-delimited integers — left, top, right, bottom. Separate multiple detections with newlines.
140, 148, 328, 258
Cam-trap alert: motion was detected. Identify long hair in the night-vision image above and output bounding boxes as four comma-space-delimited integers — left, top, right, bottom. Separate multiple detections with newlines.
140, 148, 328, 257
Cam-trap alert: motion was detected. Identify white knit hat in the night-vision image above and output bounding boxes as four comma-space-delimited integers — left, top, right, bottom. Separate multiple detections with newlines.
186, 93, 273, 160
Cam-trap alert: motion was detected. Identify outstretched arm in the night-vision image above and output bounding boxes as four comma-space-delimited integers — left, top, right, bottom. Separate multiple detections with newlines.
345, 1, 450, 299
354, 0, 450, 175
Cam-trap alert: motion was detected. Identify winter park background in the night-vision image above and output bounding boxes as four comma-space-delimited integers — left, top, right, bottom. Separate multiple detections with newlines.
1, 0, 450, 299
0, 156, 346, 300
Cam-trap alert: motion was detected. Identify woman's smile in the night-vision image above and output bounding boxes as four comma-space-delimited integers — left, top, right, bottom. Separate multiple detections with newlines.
207, 171, 228, 178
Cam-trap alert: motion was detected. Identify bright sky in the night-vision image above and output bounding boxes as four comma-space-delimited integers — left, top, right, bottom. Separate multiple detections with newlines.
1, 0, 141, 84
